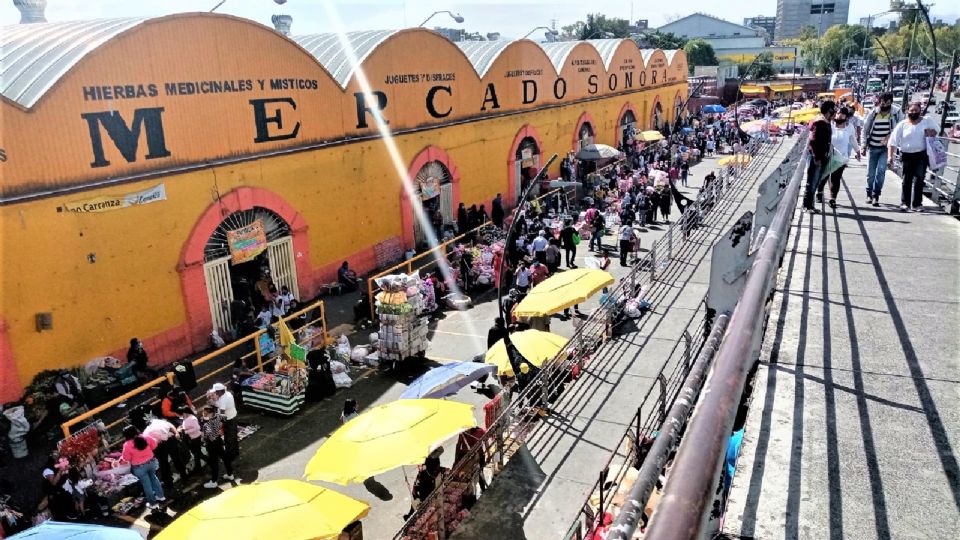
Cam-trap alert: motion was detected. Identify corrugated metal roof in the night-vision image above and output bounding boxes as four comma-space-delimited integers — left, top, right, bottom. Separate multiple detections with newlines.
537, 41, 582, 72
664, 50, 678, 64
0, 17, 147, 108
455, 40, 513, 78
641, 49, 656, 63
292, 30, 399, 88
585, 39, 623, 69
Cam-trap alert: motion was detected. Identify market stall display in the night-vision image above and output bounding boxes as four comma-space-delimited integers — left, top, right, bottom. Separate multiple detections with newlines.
240, 362, 307, 416
375, 274, 430, 368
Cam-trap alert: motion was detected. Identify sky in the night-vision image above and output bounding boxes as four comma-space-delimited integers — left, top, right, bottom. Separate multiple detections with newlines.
0, 0, 956, 38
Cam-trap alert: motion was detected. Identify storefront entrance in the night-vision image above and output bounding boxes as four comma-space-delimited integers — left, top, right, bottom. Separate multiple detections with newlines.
576, 122, 595, 152
202, 207, 298, 337
619, 109, 637, 146
412, 161, 454, 249
514, 137, 541, 200
652, 101, 664, 130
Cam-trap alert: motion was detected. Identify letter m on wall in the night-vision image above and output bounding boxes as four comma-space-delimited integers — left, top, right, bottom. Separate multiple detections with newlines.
81, 107, 171, 168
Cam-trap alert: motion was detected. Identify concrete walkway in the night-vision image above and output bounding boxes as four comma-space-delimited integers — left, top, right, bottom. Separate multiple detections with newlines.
450, 139, 798, 540
724, 160, 960, 539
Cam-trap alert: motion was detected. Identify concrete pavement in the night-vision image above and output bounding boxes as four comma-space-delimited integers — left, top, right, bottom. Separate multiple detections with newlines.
723, 157, 960, 539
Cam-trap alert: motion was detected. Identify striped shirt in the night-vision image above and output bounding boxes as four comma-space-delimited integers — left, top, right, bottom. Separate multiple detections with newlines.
867, 114, 893, 147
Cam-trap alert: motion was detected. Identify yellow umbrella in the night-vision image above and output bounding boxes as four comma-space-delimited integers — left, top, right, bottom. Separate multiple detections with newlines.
485, 330, 569, 376
718, 155, 751, 167
155, 480, 369, 540
513, 268, 614, 317
638, 130, 664, 142
304, 399, 476, 485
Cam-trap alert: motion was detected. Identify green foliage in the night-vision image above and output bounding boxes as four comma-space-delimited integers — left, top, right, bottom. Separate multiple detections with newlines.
558, 13, 631, 40
737, 52, 777, 80
639, 31, 688, 50
683, 39, 718, 72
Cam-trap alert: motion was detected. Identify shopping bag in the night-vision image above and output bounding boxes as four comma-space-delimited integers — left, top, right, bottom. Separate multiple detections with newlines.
819, 148, 845, 181
926, 137, 948, 171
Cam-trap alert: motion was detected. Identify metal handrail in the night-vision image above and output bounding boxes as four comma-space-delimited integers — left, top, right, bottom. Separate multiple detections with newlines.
393, 135, 777, 539
642, 141, 810, 540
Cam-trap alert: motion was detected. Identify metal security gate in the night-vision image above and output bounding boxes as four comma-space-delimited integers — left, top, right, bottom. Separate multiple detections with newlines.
439, 183, 454, 225
203, 256, 234, 337
267, 236, 299, 299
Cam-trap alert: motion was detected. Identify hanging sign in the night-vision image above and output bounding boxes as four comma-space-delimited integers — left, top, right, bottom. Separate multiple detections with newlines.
227, 219, 268, 264
62, 183, 166, 213
418, 176, 440, 200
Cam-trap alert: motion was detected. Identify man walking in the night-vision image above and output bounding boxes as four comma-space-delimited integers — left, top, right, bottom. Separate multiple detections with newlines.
803, 101, 836, 214
861, 93, 902, 206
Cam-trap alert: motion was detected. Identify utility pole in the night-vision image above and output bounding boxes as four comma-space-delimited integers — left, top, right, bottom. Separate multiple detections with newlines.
940, 51, 958, 136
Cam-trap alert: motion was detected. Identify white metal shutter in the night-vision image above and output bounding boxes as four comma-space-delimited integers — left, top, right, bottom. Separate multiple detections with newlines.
203, 256, 234, 336
439, 183, 454, 225
267, 236, 299, 299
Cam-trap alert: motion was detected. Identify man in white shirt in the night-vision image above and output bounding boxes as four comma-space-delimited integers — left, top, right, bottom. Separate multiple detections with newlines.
531, 231, 549, 264
514, 264, 532, 294
618, 224, 636, 267
212, 382, 239, 459
888, 102, 938, 211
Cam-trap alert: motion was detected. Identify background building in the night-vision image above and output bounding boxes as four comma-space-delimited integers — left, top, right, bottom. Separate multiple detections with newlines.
744, 16, 777, 42
776, 0, 850, 39
657, 14, 795, 71
0, 13, 688, 400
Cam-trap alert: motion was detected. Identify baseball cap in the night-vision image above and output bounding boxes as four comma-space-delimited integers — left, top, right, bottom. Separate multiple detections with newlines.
211, 382, 227, 392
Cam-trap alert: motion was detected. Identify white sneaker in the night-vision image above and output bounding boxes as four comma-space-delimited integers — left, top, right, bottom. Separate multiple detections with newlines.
203, 481, 218, 489
899, 204, 908, 212
222, 474, 235, 481
146, 502, 159, 510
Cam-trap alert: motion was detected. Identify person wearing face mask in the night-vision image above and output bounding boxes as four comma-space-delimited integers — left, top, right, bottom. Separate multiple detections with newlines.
888, 102, 938, 212
803, 101, 836, 214
817, 107, 861, 209
860, 93, 902, 206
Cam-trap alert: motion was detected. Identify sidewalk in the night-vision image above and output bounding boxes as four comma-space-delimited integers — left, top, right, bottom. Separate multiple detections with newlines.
723, 160, 960, 538
449, 139, 798, 540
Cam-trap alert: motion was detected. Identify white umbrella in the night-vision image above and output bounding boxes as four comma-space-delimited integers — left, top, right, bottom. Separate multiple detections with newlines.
576, 143, 620, 161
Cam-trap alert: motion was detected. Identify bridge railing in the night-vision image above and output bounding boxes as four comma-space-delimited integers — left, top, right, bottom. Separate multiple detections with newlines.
393, 136, 776, 540
616, 138, 811, 540
891, 135, 960, 214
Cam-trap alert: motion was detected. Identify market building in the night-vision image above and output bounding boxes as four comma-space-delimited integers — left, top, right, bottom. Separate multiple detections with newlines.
0, 13, 689, 401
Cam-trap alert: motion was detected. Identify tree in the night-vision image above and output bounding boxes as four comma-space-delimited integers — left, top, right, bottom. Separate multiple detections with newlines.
558, 21, 585, 41
579, 13, 631, 39
637, 31, 687, 50
815, 24, 873, 72
737, 52, 777, 80
683, 39, 718, 73
798, 25, 818, 41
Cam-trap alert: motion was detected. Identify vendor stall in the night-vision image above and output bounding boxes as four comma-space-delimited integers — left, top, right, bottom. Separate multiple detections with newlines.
375, 274, 430, 368
240, 362, 307, 416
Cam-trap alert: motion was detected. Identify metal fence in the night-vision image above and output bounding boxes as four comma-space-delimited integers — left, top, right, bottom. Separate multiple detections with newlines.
639, 140, 811, 540
393, 135, 785, 540
60, 300, 330, 442
890, 135, 960, 213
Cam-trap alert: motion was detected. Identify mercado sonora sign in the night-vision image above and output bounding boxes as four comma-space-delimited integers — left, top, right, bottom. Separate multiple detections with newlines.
77, 68, 669, 170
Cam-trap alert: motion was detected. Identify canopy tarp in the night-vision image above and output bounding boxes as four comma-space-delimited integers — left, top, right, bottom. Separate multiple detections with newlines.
740, 85, 767, 95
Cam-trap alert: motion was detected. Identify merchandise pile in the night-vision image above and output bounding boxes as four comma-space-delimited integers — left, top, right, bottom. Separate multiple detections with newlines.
375, 274, 430, 363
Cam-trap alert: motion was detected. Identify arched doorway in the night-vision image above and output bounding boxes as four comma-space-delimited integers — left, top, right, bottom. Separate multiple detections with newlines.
513, 136, 541, 201
651, 100, 664, 130
201, 207, 299, 337
411, 160, 454, 250
619, 108, 637, 146
673, 92, 685, 126
576, 122, 595, 152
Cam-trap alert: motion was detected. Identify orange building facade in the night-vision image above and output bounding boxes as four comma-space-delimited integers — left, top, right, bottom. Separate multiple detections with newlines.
0, 13, 688, 400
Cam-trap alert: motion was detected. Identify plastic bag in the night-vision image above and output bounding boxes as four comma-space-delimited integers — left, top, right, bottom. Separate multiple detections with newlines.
211, 330, 226, 348
926, 137, 948, 171
332, 371, 353, 388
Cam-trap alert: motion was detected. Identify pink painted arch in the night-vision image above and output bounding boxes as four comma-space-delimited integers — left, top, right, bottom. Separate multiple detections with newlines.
506, 124, 546, 207
178, 187, 311, 349
400, 145, 462, 250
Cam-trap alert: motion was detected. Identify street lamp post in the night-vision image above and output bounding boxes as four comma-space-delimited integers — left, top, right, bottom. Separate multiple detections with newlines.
418, 10, 464, 27
522, 26, 559, 40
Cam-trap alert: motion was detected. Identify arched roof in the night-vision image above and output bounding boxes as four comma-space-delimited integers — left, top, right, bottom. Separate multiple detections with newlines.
292, 30, 399, 88
585, 39, 623, 69
0, 17, 147, 108
455, 40, 514, 78
0, 13, 686, 109
664, 50, 679, 64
